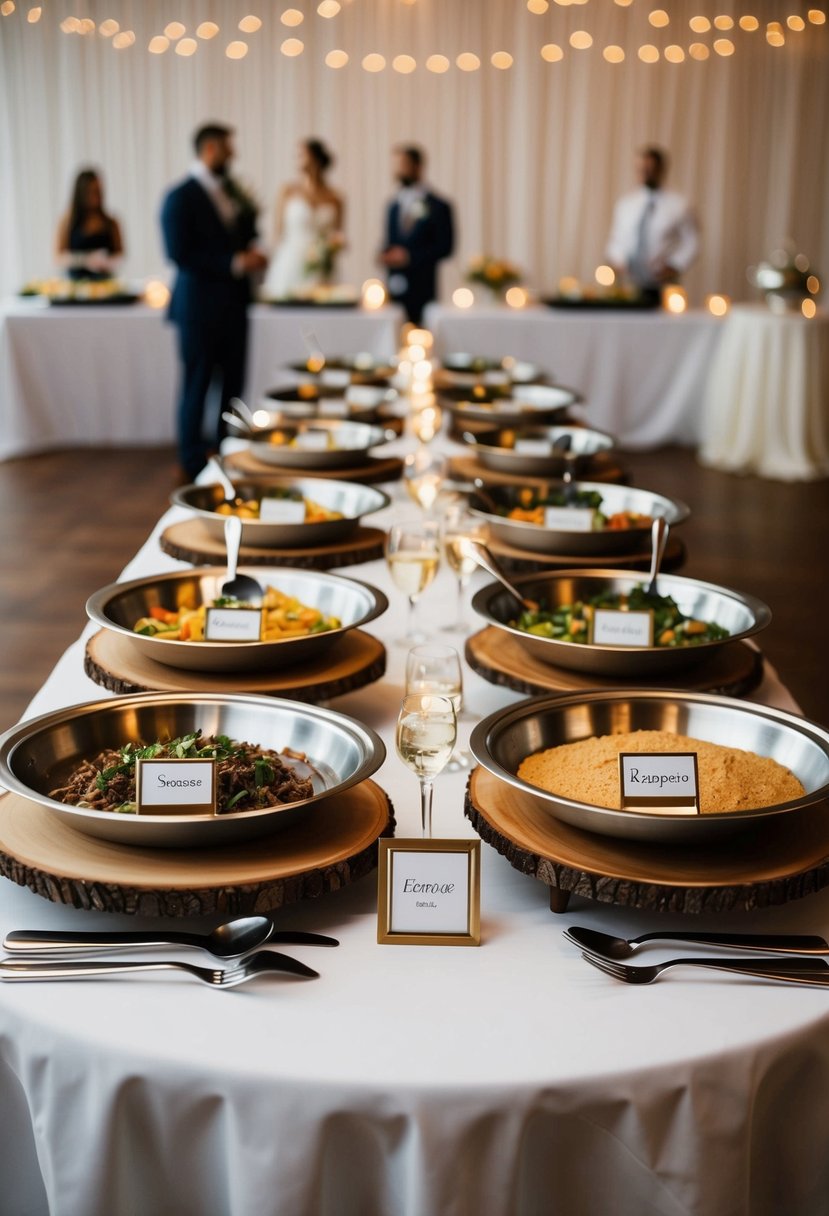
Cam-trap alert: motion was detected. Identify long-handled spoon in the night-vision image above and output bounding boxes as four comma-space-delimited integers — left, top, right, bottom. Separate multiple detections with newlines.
644, 516, 669, 597
459, 538, 539, 613
221, 515, 264, 604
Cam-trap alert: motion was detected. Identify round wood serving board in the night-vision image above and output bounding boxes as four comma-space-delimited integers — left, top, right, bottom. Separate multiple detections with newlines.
0, 781, 394, 918
465, 767, 829, 914
159, 521, 386, 570
448, 453, 629, 487
465, 628, 764, 699
84, 628, 386, 701
485, 533, 687, 574
224, 449, 404, 485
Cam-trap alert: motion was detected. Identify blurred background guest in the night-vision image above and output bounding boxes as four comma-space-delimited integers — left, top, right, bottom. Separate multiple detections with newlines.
55, 168, 123, 280
606, 146, 699, 298
263, 138, 345, 300
379, 144, 454, 324
161, 122, 268, 482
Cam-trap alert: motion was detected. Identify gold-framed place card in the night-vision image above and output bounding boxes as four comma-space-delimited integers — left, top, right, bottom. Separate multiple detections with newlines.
590, 608, 654, 647
377, 839, 481, 946
204, 607, 263, 642
136, 757, 217, 816
618, 752, 700, 815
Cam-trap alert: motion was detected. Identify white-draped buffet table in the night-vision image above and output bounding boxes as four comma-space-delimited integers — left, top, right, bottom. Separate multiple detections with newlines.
0, 299, 404, 461
2, 428, 829, 1216
425, 302, 724, 449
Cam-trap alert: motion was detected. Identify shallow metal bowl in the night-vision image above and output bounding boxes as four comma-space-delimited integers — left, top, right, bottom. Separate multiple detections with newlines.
172, 477, 389, 548
471, 569, 770, 676
439, 382, 580, 426
466, 425, 616, 478
0, 693, 385, 848
285, 357, 397, 386
87, 568, 388, 673
248, 419, 394, 469
253, 384, 397, 425
469, 480, 690, 556
470, 690, 829, 843
437, 354, 543, 387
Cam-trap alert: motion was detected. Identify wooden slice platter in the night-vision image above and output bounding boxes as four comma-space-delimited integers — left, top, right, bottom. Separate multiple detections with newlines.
465, 766, 829, 915
448, 452, 629, 488
160, 520, 386, 570
0, 781, 394, 918
465, 627, 764, 699
224, 449, 404, 485
84, 628, 386, 701
485, 532, 687, 574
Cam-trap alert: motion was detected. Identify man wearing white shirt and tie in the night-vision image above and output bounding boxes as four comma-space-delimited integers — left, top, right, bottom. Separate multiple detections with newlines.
606, 146, 699, 298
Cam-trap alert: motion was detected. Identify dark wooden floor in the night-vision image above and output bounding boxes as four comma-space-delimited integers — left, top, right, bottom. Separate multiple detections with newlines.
0, 445, 827, 730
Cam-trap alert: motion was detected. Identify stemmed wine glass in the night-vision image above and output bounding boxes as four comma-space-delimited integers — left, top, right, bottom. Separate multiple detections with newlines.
385, 519, 441, 645
405, 644, 463, 714
440, 504, 489, 633
404, 448, 447, 512
395, 693, 458, 838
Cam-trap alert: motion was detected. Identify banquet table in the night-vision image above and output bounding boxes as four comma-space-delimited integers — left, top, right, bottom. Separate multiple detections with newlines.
0, 299, 404, 462
424, 302, 724, 449
698, 305, 829, 481
3, 427, 829, 1216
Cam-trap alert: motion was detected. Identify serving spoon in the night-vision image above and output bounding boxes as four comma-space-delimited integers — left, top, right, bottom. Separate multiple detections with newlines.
221, 515, 264, 605
459, 538, 538, 613
207, 454, 239, 502
644, 516, 669, 597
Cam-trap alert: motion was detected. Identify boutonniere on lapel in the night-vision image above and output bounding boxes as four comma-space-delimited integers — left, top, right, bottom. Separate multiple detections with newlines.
409, 199, 429, 223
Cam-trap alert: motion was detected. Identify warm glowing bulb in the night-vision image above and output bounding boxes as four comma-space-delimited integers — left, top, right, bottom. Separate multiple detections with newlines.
808, 9, 826, 23
528, 0, 549, 10
714, 14, 734, 29
663, 287, 688, 314
614, 0, 633, 5
713, 38, 735, 54
78, 18, 96, 33
739, 15, 759, 31
426, 54, 450, 72
252, 410, 272, 428
413, 359, 432, 380
197, 21, 219, 38
806, 275, 820, 294
649, 9, 669, 26
0, 1, 15, 13
362, 52, 385, 71
325, 48, 348, 67
453, 287, 475, 309
456, 52, 481, 70
393, 54, 416, 72
176, 37, 197, 55
541, 43, 564, 61
99, 18, 119, 36
689, 42, 710, 59
281, 8, 303, 26
318, 0, 340, 16
148, 34, 169, 52
570, 30, 593, 48
689, 15, 711, 31
505, 286, 529, 309
787, 15, 806, 30
665, 44, 685, 61
595, 265, 616, 287
144, 280, 170, 310
27, 6, 41, 22
407, 344, 426, 362
638, 43, 660, 61
361, 279, 386, 310
706, 293, 730, 316
766, 22, 785, 44
603, 45, 625, 62
60, 17, 80, 31
112, 30, 135, 48
491, 51, 513, 69
281, 37, 304, 55
226, 40, 249, 58
802, 298, 817, 318
164, 21, 185, 39
239, 15, 262, 33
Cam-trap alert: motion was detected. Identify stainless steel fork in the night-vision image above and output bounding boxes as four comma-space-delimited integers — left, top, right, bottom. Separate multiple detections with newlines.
581, 951, 829, 987
0, 950, 319, 988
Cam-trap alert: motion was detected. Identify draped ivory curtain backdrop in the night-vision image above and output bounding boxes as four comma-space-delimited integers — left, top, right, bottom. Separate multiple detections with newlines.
1, 0, 827, 306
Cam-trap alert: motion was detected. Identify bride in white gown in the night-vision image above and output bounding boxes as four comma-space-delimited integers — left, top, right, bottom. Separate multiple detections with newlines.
264, 139, 345, 299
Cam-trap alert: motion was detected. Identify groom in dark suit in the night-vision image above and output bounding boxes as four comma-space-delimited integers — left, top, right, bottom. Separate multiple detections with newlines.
380, 145, 454, 326
161, 123, 268, 481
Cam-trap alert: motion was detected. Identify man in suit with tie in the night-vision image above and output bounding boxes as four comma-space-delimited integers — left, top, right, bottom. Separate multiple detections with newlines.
379, 145, 455, 325
605, 146, 698, 300
161, 123, 268, 481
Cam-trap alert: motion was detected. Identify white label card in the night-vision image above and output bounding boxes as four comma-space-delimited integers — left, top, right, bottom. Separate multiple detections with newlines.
320, 369, 351, 388
619, 752, 700, 814
258, 497, 306, 524
294, 430, 330, 450
136, 758, 217, 816
592, 608, 654, 647
514, 439, 552, 456
543, 506, 594, 532
205, 607, 263, 641
389, 850, 472, 935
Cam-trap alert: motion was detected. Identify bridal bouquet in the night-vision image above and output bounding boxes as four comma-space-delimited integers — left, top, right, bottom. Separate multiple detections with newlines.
467, 255, 522, 292
305, 232, 345, 281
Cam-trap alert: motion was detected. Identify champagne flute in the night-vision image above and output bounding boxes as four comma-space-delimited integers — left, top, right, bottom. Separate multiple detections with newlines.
441, 505, 489, 633
405, 644, 463, 714
404, 449, 447, 512
385, 519, 441, 645
395, 693, 458, 838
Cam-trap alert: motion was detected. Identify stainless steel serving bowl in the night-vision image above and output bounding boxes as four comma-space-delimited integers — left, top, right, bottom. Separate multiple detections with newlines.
87, 568, 388, 673
439, 382, 580, 426
247, 419, 394, 469
0, 692, 386, 848
252, 384, 397, 425
470, 690, 829, 843
469, 480, 690, 556
172, 477, 390, 548
465, 424, 615, 478
436, 354, 544, 387
471, 569, 770, 676
286, 356, 397, 385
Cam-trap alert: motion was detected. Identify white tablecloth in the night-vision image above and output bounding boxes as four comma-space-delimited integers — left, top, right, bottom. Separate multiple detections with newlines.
0, 300, 404, 461
424, 303, 724, 449
699, 305, 829, 481
2, 428, 829, 1216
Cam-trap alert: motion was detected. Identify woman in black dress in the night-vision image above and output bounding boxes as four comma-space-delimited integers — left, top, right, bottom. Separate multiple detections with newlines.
56, 168, 124, 280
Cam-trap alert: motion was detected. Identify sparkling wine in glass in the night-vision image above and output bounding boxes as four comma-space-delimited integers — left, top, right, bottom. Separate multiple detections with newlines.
404, 449, 447, 512
385, 519, 441, 645
441, 505, 489, 632
395, 693, 458, 837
